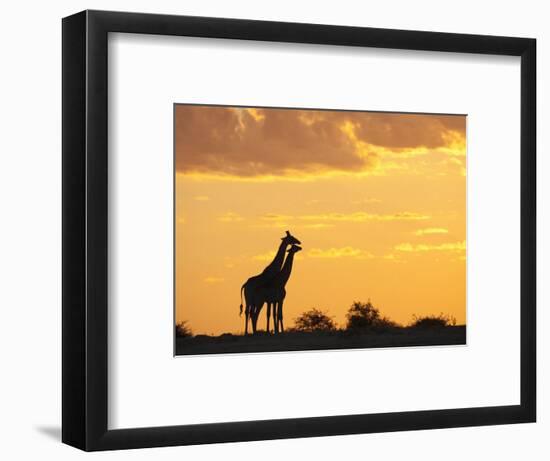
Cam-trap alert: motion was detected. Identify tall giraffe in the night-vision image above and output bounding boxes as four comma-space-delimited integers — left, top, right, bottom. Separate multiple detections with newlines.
239, 231, 301, 334
257, 244, 302, 334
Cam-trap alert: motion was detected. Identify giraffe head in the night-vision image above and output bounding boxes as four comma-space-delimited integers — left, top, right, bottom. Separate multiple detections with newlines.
282, 230, 301, 246
287, 244, 302, 254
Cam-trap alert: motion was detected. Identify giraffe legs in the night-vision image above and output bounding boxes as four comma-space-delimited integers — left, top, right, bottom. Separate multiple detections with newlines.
251, 302, 263, 334
247, 301, 284, 335
257, 302, 266, 334
244, 304, 251, 335
247, 303, 259, 335
272, 303, 276, 334
273, 302, 279, 334
277, 300, 285, 333
251, 306, 257, 334
266, 303, 272, 333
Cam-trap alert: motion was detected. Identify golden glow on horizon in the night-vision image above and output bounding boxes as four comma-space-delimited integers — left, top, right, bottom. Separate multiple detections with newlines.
175, 106, 466, 335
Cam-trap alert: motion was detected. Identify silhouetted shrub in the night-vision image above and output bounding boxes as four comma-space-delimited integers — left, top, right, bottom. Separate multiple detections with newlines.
345, 300, 380, 330
293, 308, 337, 332
411, 313, 456, 329
371, 315, 400, 332
175, 321, 193, 338
345, 300, 400, 332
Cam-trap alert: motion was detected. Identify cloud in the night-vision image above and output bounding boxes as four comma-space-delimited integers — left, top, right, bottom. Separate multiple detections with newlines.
218, 212, 244, 222
251, 210, 428, 230
447, 156, 467, 176
352, 113, 465, 150
253, 220, 334, 231
254, 222, 291, 230
299, 211, 429, 222
252, 210, 429, 230
307, 247, 374, 259
252, 250, 276, 262
261, 214, 294, 221
394, 241, 466, 252
414, 227, 449, 236
203, 276, 224, 284
383, 253, 406, 263
301, 223, 335, 230
175, 105, 465, 178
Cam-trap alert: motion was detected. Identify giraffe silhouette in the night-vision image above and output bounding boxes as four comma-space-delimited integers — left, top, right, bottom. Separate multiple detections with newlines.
239, 231, 301, 334
256, 244, 302, 334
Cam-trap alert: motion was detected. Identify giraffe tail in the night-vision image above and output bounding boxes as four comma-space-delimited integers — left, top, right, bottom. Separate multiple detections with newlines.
239, 283, 245, 316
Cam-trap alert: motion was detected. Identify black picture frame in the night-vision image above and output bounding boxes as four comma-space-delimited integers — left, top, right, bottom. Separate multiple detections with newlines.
62, 10, 536, 451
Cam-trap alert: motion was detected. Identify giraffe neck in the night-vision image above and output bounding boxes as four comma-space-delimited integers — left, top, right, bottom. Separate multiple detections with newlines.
278, 252, 296, 287
262, 240, 287, 276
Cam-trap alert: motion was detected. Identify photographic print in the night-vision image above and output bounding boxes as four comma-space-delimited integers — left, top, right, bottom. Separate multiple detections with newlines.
175, 104, 466, 355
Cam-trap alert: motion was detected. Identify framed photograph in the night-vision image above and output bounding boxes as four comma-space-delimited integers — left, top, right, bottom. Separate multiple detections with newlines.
62, 10, 536, 451
174, 103, 468, 355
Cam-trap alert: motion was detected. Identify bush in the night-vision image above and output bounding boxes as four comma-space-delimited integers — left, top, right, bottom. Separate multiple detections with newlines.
345, 300, 400, 332
411, 313, 456, 329
371, 315, 400, 332
175, 321, 193, 338
293, 308, 337, 332
345, 300, 380, 330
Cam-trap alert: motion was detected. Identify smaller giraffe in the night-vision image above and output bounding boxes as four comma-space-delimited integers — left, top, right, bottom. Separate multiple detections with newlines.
257, 244, 302, 334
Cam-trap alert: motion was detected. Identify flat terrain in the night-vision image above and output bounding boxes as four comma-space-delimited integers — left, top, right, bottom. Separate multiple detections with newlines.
175, 326, 466, 355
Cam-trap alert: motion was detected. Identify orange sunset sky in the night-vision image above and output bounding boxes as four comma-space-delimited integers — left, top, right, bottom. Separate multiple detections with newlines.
175, 105, 466, 336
